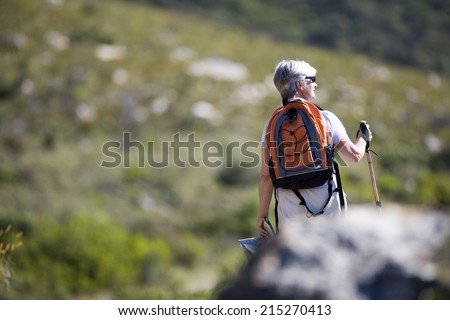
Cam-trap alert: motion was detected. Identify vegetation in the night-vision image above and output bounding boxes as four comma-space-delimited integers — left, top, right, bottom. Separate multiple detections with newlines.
136, 0, 450, 73
0, 0, 448, 298
0, 224, 23, 290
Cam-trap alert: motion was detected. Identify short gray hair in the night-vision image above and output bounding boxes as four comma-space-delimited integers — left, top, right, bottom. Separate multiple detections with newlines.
273, 60, 317, 99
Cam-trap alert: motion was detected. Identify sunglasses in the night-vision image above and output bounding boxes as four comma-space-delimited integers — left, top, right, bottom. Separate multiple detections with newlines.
305, 76, 316, 83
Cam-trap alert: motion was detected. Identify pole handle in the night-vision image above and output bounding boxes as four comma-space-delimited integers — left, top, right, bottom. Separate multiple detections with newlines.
358, 120, 370, 152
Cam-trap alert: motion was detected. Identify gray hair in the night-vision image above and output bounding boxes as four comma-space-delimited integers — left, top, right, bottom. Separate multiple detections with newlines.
273, 60, 317, 99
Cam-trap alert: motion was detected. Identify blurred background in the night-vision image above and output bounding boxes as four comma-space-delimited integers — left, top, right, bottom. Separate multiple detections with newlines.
0, 0, 449, 299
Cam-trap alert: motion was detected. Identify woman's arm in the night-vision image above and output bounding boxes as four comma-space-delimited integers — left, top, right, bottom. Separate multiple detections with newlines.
336, 127, 372, 163
257, 147, 273, 238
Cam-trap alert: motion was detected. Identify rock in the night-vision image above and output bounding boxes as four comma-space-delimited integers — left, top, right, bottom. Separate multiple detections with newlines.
186, 58, 247, 82
220, 206, 450, 299
45, 31, 69, 51
95, 44, 127, 61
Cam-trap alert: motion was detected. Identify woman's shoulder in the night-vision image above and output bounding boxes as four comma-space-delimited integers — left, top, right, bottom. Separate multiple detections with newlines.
320, 109, 341, 123
319, 109, 347, 144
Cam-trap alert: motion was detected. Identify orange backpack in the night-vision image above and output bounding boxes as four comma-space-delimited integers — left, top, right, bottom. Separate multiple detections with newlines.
265, 99, 334, 190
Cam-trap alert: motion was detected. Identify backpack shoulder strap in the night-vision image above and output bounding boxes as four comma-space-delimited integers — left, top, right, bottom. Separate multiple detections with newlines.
333, 160, 346, 210
265, 105, 285, 148
312, 103, 325, 111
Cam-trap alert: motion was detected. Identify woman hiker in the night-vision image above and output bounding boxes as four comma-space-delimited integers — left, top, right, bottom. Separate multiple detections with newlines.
258, 59, 372, 238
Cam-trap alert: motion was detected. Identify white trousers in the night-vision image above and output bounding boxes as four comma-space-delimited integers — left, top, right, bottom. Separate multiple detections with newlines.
275, 185, 347, 230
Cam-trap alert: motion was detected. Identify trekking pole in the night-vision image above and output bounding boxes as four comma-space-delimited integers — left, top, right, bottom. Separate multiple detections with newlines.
359, 121, 382, 211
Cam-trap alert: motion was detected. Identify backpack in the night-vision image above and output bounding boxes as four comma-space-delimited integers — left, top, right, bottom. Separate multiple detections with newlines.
265, 99, 344, 218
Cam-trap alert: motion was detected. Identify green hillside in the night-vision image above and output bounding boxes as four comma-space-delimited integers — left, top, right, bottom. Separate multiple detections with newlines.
137, 0, 450, 73
0, 0, 449, 299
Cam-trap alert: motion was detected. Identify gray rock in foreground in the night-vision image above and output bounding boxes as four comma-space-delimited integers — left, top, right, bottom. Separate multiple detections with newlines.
220, 205, 450, 299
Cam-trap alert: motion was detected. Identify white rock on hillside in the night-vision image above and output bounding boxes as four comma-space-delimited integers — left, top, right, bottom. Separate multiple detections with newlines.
187, 58, 247, 82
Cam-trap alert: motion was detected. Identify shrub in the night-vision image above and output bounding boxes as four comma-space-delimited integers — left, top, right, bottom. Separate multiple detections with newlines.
0, 224, 23, 290
4, 214, 172, 299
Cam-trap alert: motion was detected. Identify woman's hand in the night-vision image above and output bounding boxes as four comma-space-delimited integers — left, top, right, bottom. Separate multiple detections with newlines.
257, 216, 271, 239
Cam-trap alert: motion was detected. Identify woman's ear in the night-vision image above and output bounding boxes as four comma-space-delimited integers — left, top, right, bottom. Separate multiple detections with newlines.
295, 81, 303, 91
